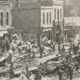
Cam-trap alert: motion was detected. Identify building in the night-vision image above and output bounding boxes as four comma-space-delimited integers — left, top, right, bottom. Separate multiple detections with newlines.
41, 0, 53, 40
0, 0, 12, 36
41, 0, 64, 41
11, 0, 41, 41
52, 0, 63, 23
12, 0, 64, 42
64, 17, 80, 42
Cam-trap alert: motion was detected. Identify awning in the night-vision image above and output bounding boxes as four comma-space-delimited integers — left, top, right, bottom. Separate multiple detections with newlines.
7, 28, 22, 33
43, 27, 52, 32
0, 30, 7, 37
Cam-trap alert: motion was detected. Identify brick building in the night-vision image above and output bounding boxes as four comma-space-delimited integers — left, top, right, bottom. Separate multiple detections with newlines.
0, 0, 12, 36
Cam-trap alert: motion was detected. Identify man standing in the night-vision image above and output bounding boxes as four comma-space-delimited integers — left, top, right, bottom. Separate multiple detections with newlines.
68, 63, 73, 80
57, 65, 63, 80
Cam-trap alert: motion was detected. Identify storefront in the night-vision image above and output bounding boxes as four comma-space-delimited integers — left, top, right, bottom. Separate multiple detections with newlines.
42, 27, 52, 40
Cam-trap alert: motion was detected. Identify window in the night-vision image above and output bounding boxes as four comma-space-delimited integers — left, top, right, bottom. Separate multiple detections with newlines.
6, 12, 9, 25
1, 12, 3, 26
54, 8, 56, 20
50, 12, 51, 24
60, 8, 62, 19
43, 13, 45, 24
47, 12, 48, 24
57, 9, 59, 21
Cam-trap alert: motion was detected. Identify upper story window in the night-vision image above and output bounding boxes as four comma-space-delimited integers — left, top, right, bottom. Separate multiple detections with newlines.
50, 12, 51, 24
6, 12, 9, 25
1, 12, 3, 26
54, 8, 56, 20
57, 9, 59, 21
47, 12, 48, 24
43, 13, 45, 24
60, 8, 62, 19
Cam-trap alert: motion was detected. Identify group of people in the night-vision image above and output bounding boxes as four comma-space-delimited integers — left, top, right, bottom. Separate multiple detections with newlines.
1, 34, 80, 80
56, 42, 80, 80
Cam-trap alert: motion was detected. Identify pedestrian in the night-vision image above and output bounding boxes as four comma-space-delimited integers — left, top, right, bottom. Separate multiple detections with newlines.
68, 63, 73, 80
62, 45, 65, 53
9, 63, 14, 79
31, 45, 36, 58
35, 72, 41, 80
57, 65, 63, 80
29, 72, 35, 80
19, 70, 28, 80
25, 66, 30, 80
39, 44, 44, 58
75, 62, 79, 73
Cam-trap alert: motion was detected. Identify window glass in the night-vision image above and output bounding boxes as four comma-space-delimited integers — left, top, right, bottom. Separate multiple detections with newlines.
43, 13, 45, 24
54, 8, 56, 20
60, 8, 62, 19
1, 12, 3, 26
6, 12, 9, 25
47, 12, 48, 24
50, 12, 51, 24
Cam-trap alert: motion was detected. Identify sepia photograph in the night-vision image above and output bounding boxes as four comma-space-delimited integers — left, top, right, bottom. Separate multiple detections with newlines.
0, 0, 80, 80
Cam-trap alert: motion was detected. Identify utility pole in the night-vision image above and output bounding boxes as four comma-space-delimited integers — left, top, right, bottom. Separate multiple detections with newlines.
57, 9, 61, 45
37, 0, 41, 47
37, 0, 43, 57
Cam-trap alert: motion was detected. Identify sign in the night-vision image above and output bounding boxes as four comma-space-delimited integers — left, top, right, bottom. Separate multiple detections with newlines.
0, 0, 8, 1
19, 0, 39, 3
0, 2, 12, 9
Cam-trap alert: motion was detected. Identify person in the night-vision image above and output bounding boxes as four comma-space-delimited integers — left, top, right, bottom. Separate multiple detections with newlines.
51, 43, 55, 52
31, 45, 36, 58
25, 66, 30, 80
1, 39, 6, 52
75, 62, 79, 73
57, 65, 63, 80
68, 63, 73, 80
35, 71, 41, 80
58, 45, 61, 52
39, 44, 44, 58
29, 72, 35, 80
19, 70, 28, 80
62, 45, 65, 53
76, 43, 79, 53
8, 50, 14, 79
9, 63, 14, 79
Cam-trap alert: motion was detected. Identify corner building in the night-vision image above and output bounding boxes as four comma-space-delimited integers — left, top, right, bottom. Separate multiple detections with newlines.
0, 0, 12, 36
41, 0, 64, 40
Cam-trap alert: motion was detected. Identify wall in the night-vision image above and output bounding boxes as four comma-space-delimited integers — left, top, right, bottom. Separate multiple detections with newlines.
52, 0, 63, 22
12, 0, 41, 33
41, 6, 53, 28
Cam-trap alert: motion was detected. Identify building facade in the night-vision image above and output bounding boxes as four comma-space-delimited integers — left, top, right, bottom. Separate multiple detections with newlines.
52, 0, 63, 23
12, 0, 64, 42
41, 0, 64, 41
0, 0, 12, 36
12, 0, 41, 41
64, 17, 80, 42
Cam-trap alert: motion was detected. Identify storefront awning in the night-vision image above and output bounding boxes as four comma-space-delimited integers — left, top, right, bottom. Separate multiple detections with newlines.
43, 28, 52, 32
7, 28, 22, 33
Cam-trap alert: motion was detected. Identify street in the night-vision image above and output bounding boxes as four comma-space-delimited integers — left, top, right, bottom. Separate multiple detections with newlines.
42, 75, 80, 80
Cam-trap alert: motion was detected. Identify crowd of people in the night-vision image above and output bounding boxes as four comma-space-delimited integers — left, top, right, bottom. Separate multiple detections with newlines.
0, 34, 55, 80
0, 34, 80, 80
55, 42, 80, 80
